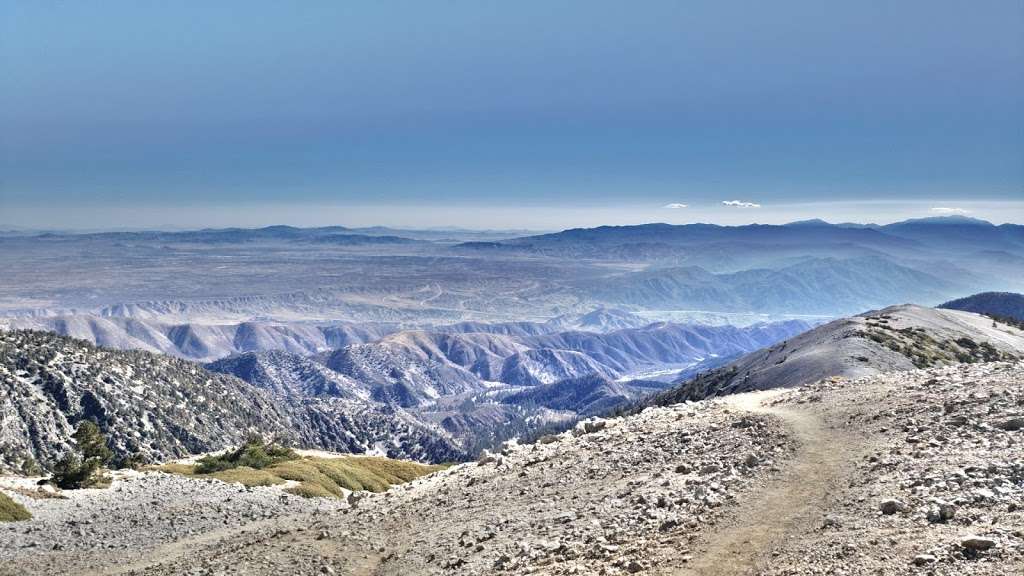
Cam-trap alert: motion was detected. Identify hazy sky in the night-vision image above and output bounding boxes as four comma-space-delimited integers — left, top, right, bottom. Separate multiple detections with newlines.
2, 1, 1022, 229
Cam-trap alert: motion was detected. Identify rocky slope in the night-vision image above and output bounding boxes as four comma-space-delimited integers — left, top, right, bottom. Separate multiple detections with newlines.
650, 304, 1024, 404
308, 320, 812, 408
201, 320, 809, 454
3, 361, 1021, 575
206, 350, 369, 400
0, 331, 463, 472
498, 374, 667, 416
0, 330, 298, 472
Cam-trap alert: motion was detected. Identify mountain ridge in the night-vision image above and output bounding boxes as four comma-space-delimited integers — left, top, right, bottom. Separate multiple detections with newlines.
645, 304, 1024, 406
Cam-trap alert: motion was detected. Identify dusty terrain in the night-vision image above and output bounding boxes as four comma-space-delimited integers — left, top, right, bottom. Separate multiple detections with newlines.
2, 361, 1022, 575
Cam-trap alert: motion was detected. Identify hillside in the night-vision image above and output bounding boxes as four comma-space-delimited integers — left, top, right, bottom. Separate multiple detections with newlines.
648, 305, 1024, 405
0, 330, 298, 471
201, 320, 808, 456
5, 360, 1022, 575
940, 292, 1024, 323
310, 321, 812, 408
0, 331, 463, 472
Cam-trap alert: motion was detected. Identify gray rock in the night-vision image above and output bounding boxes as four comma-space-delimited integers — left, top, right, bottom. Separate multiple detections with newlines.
879, 498, 906, 515
996, 417, 1024, 431
912, 554, 937, 566
960, 535, 997, 551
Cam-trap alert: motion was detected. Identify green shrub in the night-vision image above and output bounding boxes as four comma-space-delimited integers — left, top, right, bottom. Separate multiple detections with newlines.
73, 421, 113, 464
51, 454, 111, 489
0, 492, 32, 522
19, 456, 41, 477
50, 421, 113, 489
194, 435, 298, 474
114, 452, 150, 470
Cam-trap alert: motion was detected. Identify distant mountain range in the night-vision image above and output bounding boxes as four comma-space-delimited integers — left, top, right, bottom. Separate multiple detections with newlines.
203, 317, 810, 450
3, 216, 1021, 322
586, 256, 957, 315
484, 216, 1024, 260
453, 216, 1023, 315
645, 303, 1024, 406
10, 224, 540, 244
0, 315, 398, 361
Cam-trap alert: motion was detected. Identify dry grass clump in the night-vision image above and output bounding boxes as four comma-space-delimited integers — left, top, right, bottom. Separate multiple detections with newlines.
8, 486, 66, 500
0, 491, 31, 522
285, 482, 335, 499
151, 462, 195, 475
154, 453, 444, 499
209, 467, 285, 487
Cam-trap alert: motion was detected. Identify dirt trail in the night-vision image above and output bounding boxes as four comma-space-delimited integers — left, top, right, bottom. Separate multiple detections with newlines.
671, 390, 863, 576
91, 516, 297, 576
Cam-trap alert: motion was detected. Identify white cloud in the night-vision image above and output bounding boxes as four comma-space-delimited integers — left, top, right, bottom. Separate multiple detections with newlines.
930, 207, 971, 215
722, 200, 761, 208
663, 203, 688, 209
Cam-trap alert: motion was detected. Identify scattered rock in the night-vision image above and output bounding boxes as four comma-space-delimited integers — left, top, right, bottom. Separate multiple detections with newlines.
879, 498, 906, 515
912, 554, 937, 566
960, 535, 997, 552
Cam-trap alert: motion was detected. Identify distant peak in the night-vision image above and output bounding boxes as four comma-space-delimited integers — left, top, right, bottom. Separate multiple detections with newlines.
890, 215, 993, 226
784, 218, 832, 227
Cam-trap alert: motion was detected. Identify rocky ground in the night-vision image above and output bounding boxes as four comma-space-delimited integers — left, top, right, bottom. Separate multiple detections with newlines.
753, 361, 1023, 576
2, 361, 1022, 575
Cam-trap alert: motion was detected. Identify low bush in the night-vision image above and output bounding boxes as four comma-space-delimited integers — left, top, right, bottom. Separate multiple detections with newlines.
51, 454, 112, 489
194, 436, 298, 474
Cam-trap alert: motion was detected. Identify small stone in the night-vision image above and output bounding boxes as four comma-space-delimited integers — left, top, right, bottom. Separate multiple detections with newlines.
960, 535, 996, 551
912, 554, 937, 566
996, 417, 1023, 431
879, 499, 906, 515
926, 501, 956, 524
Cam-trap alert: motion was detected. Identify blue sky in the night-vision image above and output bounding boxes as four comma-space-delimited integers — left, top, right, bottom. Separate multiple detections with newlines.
2, 1, 1022, 229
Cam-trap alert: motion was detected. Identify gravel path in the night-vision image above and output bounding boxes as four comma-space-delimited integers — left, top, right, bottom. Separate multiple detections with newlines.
669, 390, 869, 575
